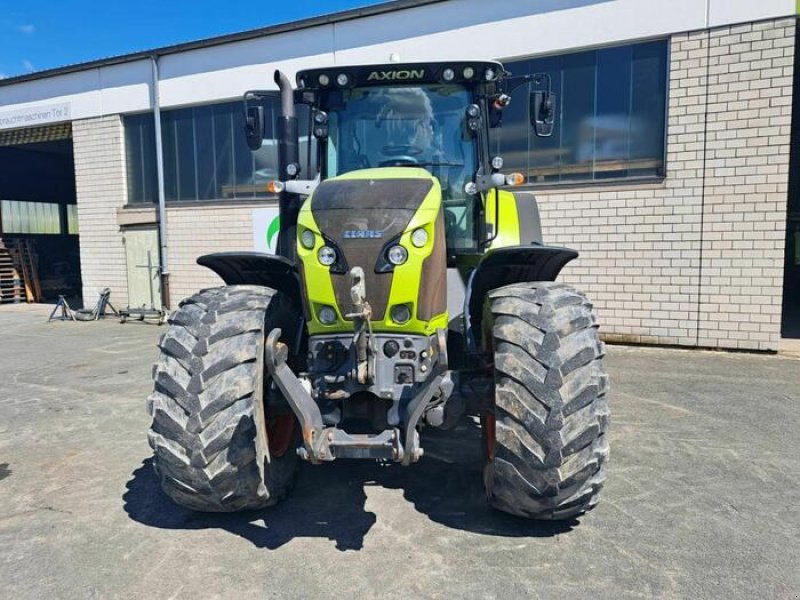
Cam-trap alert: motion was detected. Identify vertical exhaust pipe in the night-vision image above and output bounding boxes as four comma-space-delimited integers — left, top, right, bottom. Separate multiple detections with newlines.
274, 70, 300, 260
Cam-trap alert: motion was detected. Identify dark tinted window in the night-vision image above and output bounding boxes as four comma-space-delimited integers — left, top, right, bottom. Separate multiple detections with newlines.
124, 113, 158, 204
124, 98, 316, 204
495, 39, 668, 185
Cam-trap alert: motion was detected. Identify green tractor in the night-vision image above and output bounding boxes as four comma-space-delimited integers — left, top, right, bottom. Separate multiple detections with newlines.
147, 61, 609, 520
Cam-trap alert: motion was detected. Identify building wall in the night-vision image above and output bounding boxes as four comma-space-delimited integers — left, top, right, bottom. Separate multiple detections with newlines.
73, 115, 129, 307
698, 19, 794, 348
537, 17, 795, 351
73, 132, 274, 308
68, 16, 795, 351
164, 202, 268, 303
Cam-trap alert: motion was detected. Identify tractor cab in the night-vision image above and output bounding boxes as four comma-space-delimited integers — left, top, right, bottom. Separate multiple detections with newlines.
243, 61, 556, 260
298, 62, 504, 257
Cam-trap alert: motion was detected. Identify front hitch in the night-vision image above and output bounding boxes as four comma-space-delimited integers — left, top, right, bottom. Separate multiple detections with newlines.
264, 329, 327, 460
345, 266, 375, 385
264, 328, 438, 463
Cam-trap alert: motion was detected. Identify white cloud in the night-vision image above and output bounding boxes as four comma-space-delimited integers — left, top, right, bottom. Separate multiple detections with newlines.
22, 59, 34, 72
0, 73, 7, 80
18, 24, 35, 34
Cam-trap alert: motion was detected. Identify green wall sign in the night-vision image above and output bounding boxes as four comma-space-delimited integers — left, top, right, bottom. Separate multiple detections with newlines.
251, 207, 281, 254
266, 214, 281, 252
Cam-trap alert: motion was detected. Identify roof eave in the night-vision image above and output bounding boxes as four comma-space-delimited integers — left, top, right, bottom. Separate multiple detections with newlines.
0, 0, 448, 88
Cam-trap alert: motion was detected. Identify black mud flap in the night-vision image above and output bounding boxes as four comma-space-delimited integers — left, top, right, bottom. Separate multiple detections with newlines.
464, 244, 578, 353
197, 252, 302, 305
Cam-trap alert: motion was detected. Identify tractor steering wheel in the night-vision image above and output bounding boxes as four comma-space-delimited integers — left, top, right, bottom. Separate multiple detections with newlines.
379, 156, 420, 167
381, 144, 423, 156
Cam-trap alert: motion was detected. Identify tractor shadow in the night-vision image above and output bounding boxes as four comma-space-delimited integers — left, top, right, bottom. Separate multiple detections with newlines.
123, 419, 576, 551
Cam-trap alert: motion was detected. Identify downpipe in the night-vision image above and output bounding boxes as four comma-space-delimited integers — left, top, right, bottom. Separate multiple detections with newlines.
150, 55, 170, 309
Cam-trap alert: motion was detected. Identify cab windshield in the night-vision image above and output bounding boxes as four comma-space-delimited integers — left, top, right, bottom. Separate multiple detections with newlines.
324, 84, 480, 252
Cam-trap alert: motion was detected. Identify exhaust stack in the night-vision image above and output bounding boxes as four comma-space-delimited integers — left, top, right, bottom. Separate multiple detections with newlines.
274, 70, 300, 259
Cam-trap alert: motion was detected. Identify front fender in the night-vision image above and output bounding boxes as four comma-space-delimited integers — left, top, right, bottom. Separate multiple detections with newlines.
464, 245, 578, 352
197, 252, 302, 305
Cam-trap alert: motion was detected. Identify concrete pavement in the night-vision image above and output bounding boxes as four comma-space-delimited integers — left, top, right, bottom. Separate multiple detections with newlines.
0, 305, 798, 598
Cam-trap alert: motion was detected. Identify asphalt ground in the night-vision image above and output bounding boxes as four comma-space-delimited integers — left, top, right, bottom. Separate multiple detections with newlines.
0, 304, 798, 599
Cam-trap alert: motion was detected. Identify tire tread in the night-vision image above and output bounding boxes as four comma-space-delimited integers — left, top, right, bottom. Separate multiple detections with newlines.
485, 281, 610, 520
147, 285, 296, 512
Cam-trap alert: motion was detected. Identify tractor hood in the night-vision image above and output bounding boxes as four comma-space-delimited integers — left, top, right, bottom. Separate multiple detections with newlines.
297, 168, 447, 335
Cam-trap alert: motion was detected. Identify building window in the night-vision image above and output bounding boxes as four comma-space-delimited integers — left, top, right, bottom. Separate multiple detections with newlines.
125, 113, 158, 205
0, 200, 62, 234
66, 204, 79, 235
494, 39, 668, 185
125, 98, 316, 204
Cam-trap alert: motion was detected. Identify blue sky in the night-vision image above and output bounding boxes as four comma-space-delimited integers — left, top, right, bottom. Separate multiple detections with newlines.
0, 0, 384, 79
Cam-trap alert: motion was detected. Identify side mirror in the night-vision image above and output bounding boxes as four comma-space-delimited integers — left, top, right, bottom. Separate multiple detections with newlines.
530, 91, 556, 138
244, 105, 265, 150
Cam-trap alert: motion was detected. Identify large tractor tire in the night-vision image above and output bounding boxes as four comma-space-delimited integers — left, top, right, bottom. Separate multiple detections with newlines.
147, 285, 300, 512
482, 282, 609, 520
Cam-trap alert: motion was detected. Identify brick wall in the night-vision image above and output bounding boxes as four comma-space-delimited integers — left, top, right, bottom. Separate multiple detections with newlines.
164, 202, 272, 304
73, 115, 129, 308
698, 20, 794, 349
536, 17, 795, 351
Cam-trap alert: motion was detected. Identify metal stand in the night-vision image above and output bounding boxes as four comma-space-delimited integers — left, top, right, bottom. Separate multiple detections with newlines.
48, 295, 75, 322
74, 288, 120, 321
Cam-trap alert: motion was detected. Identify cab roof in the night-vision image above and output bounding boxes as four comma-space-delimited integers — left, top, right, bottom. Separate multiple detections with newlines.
296, 61, 506, 90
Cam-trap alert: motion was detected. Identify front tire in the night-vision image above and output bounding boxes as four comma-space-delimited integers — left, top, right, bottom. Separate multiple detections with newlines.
483, 282, 609, 520
147, 285, 300, 512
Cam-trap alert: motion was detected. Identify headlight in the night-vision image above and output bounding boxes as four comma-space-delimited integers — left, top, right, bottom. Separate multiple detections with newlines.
336, 73, 349, 86
411, 228, 428, 248
387, 245, 408, 265
484, 67, 496, 81
318, 74, 330, 86
442, 68, 455, 82
300, 229, 315, 249
391, 305, 411, 324
318, 306, 337, 325
318, 246, 337, 266
462, 66, 475, 79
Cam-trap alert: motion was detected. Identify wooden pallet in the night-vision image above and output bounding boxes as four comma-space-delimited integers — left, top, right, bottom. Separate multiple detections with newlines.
7, 239, 43, 302
0, 238, 24, 304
